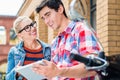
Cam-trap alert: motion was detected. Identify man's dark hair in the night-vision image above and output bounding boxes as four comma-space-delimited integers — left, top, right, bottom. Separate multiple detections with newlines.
36, 0, 67, 18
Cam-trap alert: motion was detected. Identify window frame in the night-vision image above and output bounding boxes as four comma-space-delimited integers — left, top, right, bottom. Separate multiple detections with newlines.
90, 0, 96, 30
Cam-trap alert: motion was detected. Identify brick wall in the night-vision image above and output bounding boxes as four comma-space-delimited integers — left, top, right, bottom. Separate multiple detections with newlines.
97, 0, 120, 55
35, 14, 49, 43
0, 16, 16, 64
97, 0, 109, 55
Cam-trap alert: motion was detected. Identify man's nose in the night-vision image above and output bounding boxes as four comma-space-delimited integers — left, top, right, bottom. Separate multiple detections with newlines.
45, 18, 49, 24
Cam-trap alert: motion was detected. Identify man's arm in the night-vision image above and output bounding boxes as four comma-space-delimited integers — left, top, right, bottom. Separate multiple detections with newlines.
58, 62, 96, 78
33, 60, 96, 79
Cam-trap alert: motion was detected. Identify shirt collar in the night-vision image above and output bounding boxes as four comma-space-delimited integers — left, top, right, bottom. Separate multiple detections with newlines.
58, 21, 76, 37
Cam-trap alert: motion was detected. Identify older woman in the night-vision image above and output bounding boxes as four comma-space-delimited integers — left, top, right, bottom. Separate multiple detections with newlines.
6, 16, 51, 80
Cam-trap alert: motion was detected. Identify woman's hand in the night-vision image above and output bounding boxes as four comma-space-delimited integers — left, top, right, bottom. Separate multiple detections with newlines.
16, 61, 21, 68
15, 61, 22, 76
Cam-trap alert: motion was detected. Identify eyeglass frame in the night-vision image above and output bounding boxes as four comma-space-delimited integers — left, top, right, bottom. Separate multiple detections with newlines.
18, 21, 37, 33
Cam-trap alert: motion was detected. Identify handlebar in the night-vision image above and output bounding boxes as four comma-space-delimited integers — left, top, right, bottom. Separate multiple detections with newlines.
70, 51, 109, 76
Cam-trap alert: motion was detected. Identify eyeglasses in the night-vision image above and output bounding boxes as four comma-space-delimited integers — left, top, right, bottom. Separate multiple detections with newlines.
18, 21, 37, 33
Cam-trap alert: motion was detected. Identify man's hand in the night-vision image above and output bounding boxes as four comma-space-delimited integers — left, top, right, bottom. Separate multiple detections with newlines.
32, 60, 59, 79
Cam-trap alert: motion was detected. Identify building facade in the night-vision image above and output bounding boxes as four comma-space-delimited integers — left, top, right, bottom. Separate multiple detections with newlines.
0, 15, 16, 79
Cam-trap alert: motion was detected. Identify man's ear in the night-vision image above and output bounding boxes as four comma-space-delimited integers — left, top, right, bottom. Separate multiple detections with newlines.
58, 5, 64, 14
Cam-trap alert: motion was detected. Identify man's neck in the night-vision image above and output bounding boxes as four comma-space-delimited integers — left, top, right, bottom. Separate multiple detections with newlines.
58, 17, 71, 33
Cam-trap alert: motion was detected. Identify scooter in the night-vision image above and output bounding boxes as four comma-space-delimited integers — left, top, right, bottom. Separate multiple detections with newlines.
70, 51, 120, 80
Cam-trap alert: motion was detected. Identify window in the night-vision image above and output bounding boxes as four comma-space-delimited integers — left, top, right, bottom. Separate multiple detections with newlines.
10, 28, 16, 40
90, 0, 96, 30
0, 26, 6, 45
10, 28, 18, 45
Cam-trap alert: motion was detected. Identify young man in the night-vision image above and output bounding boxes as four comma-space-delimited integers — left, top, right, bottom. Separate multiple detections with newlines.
33, 0, 101, 80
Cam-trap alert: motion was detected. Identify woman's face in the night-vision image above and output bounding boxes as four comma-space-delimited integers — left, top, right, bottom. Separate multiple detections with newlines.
18, 19, 37, 41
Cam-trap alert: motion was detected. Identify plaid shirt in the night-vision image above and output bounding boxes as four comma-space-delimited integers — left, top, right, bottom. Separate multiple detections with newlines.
51, 21, 100, 80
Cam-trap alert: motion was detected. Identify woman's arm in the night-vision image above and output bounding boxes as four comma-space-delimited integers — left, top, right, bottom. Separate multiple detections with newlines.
6, 47, 16, 80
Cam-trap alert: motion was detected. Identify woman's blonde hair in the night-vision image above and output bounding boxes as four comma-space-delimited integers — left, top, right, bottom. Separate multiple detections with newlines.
13, 16, 32, 34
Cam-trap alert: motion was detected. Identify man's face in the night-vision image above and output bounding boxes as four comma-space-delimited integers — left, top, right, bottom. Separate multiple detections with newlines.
39, 6, 62, 30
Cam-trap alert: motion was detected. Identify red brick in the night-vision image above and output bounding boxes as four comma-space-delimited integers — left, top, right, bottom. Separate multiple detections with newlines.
0, 16, 16, 64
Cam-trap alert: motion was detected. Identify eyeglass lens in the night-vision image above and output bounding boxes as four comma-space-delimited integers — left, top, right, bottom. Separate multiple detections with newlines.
24, 21, 36, 32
